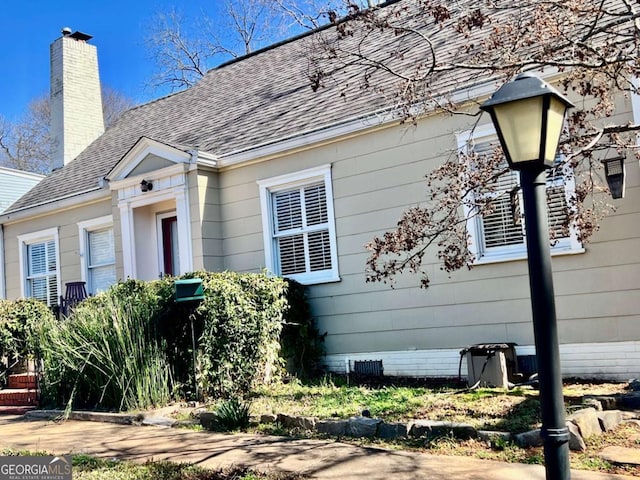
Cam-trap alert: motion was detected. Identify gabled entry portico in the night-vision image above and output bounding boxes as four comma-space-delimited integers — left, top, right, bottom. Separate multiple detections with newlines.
106, 137, 202, 280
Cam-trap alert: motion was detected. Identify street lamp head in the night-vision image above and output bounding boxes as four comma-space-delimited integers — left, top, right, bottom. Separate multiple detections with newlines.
480, 73, 574, 170
602, 157, 625, 199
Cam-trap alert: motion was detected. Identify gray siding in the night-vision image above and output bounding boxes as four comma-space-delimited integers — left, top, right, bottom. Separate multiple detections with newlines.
0, 171, 42, 213
4, 198, 113, 300
218, 106, 640, 358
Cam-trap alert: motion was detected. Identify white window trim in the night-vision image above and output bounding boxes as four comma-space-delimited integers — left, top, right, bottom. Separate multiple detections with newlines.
118, 184, 193, 279
457, 125, 584, 265
257, 164, 340, 285
17, 227, 61, 303
78, 215, 115, 294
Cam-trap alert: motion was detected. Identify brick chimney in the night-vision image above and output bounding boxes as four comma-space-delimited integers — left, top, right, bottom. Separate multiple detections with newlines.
50, 28, 104, 170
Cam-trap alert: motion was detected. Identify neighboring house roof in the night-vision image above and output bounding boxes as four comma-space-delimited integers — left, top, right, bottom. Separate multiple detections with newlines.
2, 1, 502, 214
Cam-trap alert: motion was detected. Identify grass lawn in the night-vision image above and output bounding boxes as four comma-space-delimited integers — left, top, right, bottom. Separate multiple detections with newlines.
248, 376, 626, 432
242, 376, 639, 477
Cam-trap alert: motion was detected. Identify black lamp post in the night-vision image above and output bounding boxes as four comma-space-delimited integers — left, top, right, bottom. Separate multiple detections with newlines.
480, 73, 574, 480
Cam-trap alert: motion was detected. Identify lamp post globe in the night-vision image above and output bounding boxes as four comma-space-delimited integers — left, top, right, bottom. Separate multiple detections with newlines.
480, 72, 574, 171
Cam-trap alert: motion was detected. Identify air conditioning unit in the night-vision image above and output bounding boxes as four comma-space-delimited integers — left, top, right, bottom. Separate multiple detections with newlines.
461, 343, 518, 388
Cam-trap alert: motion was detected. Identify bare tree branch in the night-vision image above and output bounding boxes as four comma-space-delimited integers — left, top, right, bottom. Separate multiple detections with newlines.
145, 0, 375, 91
0, 88, 133, 174
303, 0, 640, 288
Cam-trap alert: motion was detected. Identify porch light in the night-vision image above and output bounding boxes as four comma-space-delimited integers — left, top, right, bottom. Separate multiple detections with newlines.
480, 73, 574, 170
602, 157, 625, 199
140, 179, 153, 192
480, 73, 574, 480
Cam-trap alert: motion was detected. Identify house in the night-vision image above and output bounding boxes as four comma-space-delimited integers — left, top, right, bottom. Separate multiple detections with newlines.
0, 168, 43, 214
1, 2, 639, 381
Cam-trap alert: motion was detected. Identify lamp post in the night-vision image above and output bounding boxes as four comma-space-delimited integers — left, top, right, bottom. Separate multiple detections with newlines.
480, 73, 574, 480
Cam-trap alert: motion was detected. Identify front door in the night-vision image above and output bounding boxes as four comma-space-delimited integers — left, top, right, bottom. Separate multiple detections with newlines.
157, 212, 179, 277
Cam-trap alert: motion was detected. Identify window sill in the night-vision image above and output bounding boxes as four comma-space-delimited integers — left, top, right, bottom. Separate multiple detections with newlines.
474, 246, 585, 266
285, 272, 341, 286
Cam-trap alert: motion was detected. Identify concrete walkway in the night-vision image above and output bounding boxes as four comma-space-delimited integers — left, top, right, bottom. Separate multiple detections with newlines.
0, 415, 636, 480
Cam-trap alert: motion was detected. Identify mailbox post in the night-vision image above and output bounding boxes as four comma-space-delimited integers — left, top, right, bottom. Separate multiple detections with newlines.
175, 278, 205, 400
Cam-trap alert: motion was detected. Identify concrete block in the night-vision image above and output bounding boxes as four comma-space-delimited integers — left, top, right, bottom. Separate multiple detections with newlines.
618, 393, 640, 410
587, 396, 617, 410
277, 414, 316, 430
514, 429, 543, 448
409, 420, 477, 440
599, 446, 640, 466
378, 421, 409, 439
142, 417, 176, 427
347, 416, 382, 438
316, 420, 348, 436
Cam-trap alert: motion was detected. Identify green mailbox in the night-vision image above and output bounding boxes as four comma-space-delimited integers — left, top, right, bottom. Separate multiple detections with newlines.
174, 278, 204, 302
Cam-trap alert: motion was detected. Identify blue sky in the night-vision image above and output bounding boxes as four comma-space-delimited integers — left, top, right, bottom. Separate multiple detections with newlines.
0, 1, 229, 120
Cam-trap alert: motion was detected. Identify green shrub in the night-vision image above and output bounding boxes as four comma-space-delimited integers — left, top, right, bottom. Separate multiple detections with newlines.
215, 397, 251, 431
190, 271, 287, 398
38, 271, 299, 409
38, 279, 172, 411
0, 298, 53, 362
280, 280, 325, 378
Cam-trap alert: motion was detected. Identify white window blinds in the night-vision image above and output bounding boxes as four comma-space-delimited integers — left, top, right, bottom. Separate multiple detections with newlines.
26, 239, 58, 305
87, 227, 116, 293
273, 182, 332, 276
474, 141, 570, 253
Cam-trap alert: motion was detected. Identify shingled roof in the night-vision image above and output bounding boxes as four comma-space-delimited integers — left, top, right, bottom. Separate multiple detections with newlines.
4, 0, 501, 214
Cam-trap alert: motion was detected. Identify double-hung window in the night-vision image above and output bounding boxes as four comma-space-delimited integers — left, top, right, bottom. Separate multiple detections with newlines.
459, 126, 582, 263
18, 228, 60, 306
258, 165, 340, 285
78, 216, 116, 294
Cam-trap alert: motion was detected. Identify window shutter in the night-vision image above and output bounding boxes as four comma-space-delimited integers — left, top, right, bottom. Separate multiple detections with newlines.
28, 243, 46, 275
46, 240, 56, 272
30, 278, 47, 303
474, 140, 571, 251
308, 230, 332, 271
274, 190, 302, 232
278, 234, 306, 275
304, 184, 328, 225
482, 196, 525, 248
47, 274, 58, 306
546, 185, 569, 237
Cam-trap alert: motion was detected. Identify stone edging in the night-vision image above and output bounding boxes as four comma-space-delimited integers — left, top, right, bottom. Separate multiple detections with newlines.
23, 391, 640, 453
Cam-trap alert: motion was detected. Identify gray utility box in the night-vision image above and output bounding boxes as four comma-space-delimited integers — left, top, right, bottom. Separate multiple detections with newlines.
461, 343, 518, 388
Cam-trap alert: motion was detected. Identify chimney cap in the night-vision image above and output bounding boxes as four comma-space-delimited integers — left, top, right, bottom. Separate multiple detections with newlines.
60, 28, 92, 41
69, 31, 93, 41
